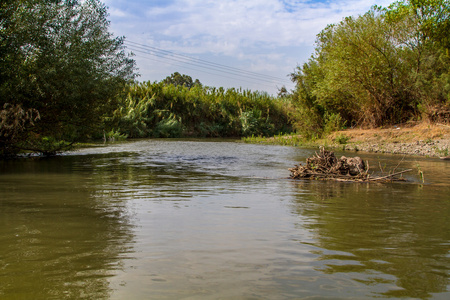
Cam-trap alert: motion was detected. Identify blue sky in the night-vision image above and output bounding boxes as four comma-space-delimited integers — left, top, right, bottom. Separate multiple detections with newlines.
103, 0, 393, 94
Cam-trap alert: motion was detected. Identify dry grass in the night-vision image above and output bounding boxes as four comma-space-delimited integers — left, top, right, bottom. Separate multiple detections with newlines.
244, 121, 450, 157
328, 121, 450, 144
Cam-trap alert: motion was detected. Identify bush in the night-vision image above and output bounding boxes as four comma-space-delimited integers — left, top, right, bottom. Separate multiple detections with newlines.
335, 134, 350, 145
154, 115, 183, 138
290, 2, 450, 135
324, 112, 347, 135
109, 81, 293, 138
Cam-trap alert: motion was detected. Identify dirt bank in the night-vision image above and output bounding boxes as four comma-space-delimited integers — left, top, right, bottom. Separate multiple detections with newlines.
327, 122, 450, 157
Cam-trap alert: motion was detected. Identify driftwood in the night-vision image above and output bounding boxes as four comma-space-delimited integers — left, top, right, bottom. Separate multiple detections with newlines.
289, 148, 410, 182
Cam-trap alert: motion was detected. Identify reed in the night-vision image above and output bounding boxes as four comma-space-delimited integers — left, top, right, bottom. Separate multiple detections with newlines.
109, 82, 293, 138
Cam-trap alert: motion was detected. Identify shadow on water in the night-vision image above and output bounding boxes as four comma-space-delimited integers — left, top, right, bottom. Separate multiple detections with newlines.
289, 180, 450, 299
0, 156, 136, 299
0, 145, 264, 299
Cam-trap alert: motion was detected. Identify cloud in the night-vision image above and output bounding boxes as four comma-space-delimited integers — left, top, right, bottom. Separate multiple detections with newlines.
103, 0, 394, 93
107, 0, 392, 52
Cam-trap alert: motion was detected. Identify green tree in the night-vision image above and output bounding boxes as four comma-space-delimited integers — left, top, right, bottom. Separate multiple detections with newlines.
0, 0, 136, 157
386, 0, 450, 120
162, 72, 202, 88
388, 0, 450, 50
290, 1, 449, 136
290, 59, 327, 138
315, 7, 418, 126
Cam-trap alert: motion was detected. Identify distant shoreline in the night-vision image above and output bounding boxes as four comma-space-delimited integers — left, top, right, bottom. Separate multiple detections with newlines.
244, 122, 450, 158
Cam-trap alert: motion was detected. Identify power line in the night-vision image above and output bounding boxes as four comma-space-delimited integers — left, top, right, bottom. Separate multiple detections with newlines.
129, 48, 283, 89
127, 46, 286, 86
126, 40, 290, 83
125, 40, 292, 86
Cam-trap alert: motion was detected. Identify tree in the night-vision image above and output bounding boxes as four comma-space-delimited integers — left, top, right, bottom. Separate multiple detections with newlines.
290, 1, 449, 135
388, 0, 450, 50
386, 0, 450, 120
277, 86, 288, 98
313, 7, 419, 127
0, 0, 136, 157
162, 72, 202, 88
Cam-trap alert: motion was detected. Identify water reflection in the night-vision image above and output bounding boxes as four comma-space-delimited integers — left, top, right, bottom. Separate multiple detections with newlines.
1, 141, 449, 299
0, 157, 135, 299
290, 180, 450, 299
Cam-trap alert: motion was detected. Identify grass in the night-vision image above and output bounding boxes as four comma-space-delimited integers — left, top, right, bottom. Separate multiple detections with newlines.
335, 134, 350, 144
242, 132, 353, 149
435, 147, 449, 157
242, 133, 308, 147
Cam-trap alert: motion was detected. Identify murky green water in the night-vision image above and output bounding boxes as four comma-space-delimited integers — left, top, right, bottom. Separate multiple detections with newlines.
0, 140, 449, 299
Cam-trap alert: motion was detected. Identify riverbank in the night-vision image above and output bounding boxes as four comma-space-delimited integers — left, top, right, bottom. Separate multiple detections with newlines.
244, 122, 450, 158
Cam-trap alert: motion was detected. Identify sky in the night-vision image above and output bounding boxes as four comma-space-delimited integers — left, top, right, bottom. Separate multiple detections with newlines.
103, 0, 394, 94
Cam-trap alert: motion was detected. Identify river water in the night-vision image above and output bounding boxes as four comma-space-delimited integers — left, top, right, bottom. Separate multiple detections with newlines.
0, 139, 449, 299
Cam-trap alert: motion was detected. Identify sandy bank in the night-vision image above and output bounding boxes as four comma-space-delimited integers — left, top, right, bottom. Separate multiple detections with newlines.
327, 122, 450, 158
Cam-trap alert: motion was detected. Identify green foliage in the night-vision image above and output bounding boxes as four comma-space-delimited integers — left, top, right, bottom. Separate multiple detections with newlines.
323, 112, 347, 135
0, 0, 136, 157
291, 0, 450, 138
240, 109, 274, 136
388, 0, 450, 50
104, 130, 128, 142
154, 114, 183, 138
416, 162, 425, 183
242, 133, 304, 147
33, 137, 73, 156
109, 81, 292, 138
335, 134, 350, 145
162, 72, 202, 88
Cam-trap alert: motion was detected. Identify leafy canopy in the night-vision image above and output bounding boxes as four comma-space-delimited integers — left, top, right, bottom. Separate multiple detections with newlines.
0, 0, 136, 156
290, 0, 450, 137
162, 72, 202, 88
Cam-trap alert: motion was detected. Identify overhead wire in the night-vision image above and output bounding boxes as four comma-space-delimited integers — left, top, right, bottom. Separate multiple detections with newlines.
128, 48, 283, 89
126, 41, 290, 83
125, 40, 292, 88
128, 46, 285, 87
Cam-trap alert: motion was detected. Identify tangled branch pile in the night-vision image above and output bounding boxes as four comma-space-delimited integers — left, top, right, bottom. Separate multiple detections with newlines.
289, 148, 410, 182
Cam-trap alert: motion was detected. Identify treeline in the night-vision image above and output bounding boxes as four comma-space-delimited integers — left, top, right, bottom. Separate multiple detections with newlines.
2, 0, 450, 157
106, 80, 292, 139
0, 0, 136, 157
290, 0, 450, 138
0, 0, 292, 157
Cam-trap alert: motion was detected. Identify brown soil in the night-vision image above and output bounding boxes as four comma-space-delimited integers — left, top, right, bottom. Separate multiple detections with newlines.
326, 122, 450, 157
330, 122, 449, 143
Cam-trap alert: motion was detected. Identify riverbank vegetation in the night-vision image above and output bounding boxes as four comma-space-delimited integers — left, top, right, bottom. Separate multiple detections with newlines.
1, 0, 449, 158
290, 0, 450, 139
106, 80, 293, 139
0, 0, 136, 157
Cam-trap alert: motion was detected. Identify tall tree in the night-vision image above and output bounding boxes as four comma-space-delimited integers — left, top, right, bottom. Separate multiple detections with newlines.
387, 0, 450, 119
314, 7, 418, 126
0, 0, 136, 156
290, 1, 449, 135
162, 72, 202, 88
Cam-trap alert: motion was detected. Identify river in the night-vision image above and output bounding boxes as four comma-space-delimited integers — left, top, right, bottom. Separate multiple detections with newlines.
0, 139, 449, 299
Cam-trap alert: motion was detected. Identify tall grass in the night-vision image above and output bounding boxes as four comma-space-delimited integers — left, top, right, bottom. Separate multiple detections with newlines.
107, 82, 293, 138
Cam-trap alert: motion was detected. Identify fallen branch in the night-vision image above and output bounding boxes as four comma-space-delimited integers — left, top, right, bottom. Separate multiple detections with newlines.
368, 169, 412, 181
289, 149, 410, 182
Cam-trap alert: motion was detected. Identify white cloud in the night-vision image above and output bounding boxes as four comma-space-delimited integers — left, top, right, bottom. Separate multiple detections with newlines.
108, 7, 129, 18
103, 0, 394, 93
143, 0, 392, 48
